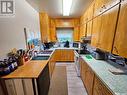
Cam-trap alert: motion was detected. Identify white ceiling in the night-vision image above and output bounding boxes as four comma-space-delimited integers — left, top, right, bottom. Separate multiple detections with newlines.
26, 0, 93, 18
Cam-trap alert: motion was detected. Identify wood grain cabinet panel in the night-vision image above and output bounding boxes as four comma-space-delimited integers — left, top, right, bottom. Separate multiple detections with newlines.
91, 15, 102, 47
79, 24, 87, 40
48, 52, 56, 78
87, 1, 95, 21
94, 0, 120, 16
87, 21, 93, 37
39, 13, 50, 42
79, 58, 114, 95
79, 58, 94, 95
55, 49, 74, 62
79, 58, 87, 82
98, 5, 119, 52
50, 19, 57, 42
73, 19, 80, 41
113, 1, 127, 58
93, 76, 113, 95
85, 66, 94, 95
80, 1, 94, 39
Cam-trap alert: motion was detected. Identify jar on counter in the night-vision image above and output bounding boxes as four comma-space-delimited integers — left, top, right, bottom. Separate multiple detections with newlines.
12, 57, 18, 69
8, 57, 15, 71
3, 59, 11, 75
0, 61, 4, 75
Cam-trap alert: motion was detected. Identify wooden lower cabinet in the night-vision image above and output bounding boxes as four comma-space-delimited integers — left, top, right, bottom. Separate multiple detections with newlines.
48, 51, 56, 78
93, 76, 113, 95
4, 64, 50, 95
79, 58, 113, 95
85, 66, 94, 95
79, 58, 94, 95
55, 49, 74, 62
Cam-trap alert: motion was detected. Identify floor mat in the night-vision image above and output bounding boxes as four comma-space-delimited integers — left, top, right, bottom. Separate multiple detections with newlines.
48, 66, 68, 95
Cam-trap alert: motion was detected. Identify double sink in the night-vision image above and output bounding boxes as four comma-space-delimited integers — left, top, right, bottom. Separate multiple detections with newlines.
32, 50, 53, 60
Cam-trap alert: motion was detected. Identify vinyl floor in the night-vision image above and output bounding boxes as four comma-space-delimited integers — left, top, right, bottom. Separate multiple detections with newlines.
48, 62, 87, 95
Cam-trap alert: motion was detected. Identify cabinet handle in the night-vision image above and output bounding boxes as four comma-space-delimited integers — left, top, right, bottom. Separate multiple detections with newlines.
114, 46, 119, 54
103, 5, 106, 9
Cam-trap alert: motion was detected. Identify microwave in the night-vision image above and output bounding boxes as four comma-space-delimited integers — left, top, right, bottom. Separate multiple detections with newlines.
73, 42, 81, 49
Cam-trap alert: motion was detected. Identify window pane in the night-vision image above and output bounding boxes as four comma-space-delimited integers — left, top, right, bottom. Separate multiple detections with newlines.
56, 28, 73, 42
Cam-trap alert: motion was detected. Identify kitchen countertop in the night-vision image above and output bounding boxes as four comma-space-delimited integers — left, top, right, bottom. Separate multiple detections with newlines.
80, 54, 127, 95
2, 60, 49, 79
1, 48, 77, 79
49, 47, 79, 50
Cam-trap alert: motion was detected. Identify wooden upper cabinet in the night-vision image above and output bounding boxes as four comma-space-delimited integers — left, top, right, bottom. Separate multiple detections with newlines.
79, 24, 87, 40
73, 19, 80, 41
94, 0, 120, 16
91, 15, 102, 47
98, 5, 119, 52
55, 19, 75, 28
87, 21, 93, 37
50, 19, 57, 42
113, 1, 127, 58
39, 13, 50, 42
87, 1, 95, 21
80, 12, 88, 25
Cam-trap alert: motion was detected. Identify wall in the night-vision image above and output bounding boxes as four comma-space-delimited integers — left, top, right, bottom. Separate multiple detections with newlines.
0, 0, 40, 58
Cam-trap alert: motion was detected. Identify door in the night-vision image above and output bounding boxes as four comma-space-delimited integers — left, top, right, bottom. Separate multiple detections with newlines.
98, 4, 120, 52
113, 1, 127, 58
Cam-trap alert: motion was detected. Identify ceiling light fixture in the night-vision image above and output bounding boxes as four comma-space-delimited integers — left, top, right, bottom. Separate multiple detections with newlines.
63, 0, 73, 16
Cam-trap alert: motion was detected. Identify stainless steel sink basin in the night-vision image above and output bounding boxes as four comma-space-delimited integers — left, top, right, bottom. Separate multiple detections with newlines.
32, 56, 49, 60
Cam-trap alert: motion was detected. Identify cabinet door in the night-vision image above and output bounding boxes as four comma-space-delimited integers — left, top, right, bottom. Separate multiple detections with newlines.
50, 19, 57, 42
94, 0, 120, 16
5, 79, 25, 95
55, 50, 61, 61
87, 2, 95, 21
79, 59, 94, 95
55, 50, 74, 62
74, 19, 80, 41
87, 21, 93, 36
79, 58, 87, 83
98, 5, 119, 52
39, 13, 50, 42
91, 15, 102, 47
113, 1, 127, 58
93, 76, 113, 95
80, 24, 87, 39
84, 64, 94, 95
